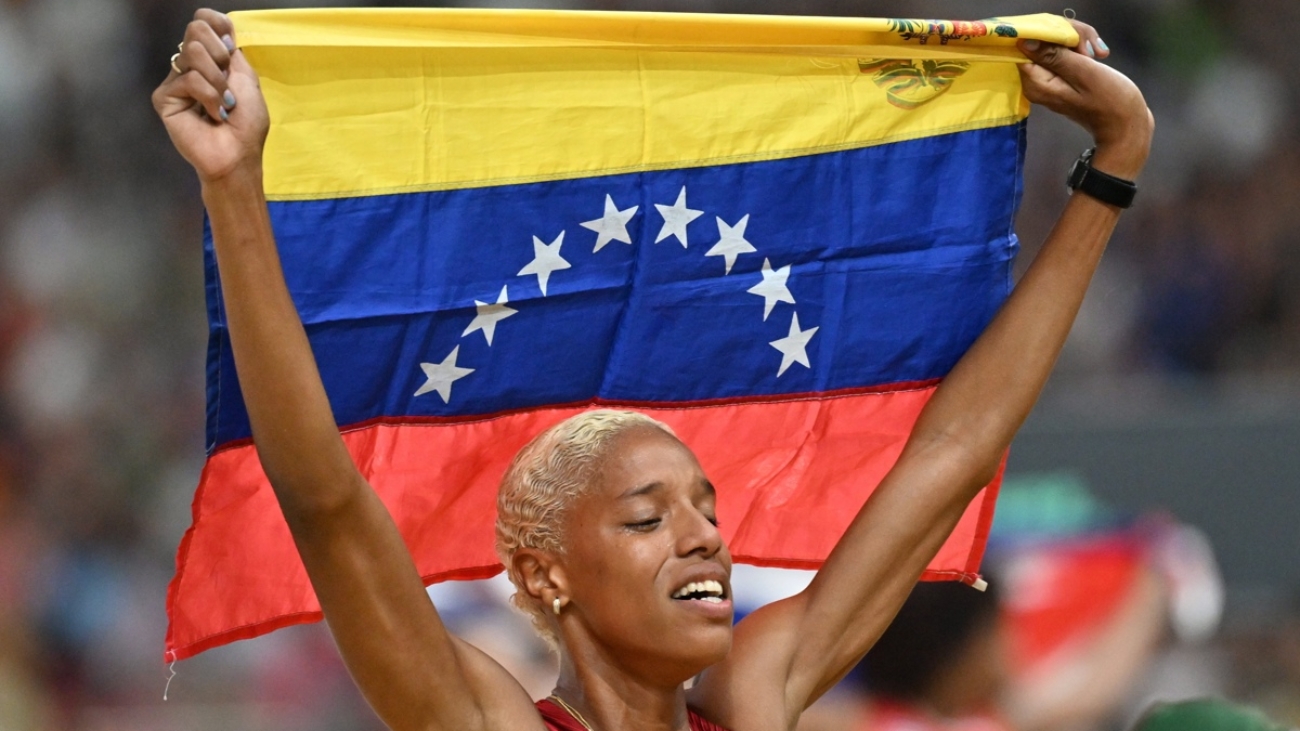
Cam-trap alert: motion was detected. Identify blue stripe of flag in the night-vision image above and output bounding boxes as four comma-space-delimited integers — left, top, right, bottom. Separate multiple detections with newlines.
204, 123, 1025, 450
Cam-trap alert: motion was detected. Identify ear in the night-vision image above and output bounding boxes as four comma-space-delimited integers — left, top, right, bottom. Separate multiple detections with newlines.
513, 548, 568, 605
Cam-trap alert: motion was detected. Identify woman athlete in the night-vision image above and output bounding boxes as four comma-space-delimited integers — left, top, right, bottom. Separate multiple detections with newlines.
153, 10, 1153, 731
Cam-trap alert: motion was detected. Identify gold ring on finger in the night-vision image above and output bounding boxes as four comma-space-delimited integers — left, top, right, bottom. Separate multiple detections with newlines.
170, 52, 184, 75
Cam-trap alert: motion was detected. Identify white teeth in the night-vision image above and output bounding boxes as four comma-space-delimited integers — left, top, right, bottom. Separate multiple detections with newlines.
671, 579, 725, 600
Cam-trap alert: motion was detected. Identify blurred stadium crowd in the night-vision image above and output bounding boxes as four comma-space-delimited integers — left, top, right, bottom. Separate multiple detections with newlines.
0, 0, 1297, 729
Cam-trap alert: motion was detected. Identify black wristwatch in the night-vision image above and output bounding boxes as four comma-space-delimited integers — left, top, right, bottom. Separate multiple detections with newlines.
1066, 148, 1137, 209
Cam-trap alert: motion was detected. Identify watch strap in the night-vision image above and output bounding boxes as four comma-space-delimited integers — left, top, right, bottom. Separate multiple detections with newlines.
1067, 148, 1137, 209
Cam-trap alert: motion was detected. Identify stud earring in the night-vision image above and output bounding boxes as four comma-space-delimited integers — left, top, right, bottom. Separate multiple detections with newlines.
553, 597, 562, 616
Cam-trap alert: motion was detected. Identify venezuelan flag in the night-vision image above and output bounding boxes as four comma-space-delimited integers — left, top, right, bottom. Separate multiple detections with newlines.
166, 9, 1079, 661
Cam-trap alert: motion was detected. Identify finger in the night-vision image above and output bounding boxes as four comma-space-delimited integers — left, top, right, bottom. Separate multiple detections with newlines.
193, 8, 236, 45
1066, 18, 1110, 60
1015, 58, 1058, 90
213, 49, 262, 121
228, 48, 260, 87
182, 18, 233, 76
1015, 42, 1089, 115
152, 74, 196, 117
172, 69, 228, 124
1018, 40, 1090, 94
182, 51, 235, 120
179, 31, 232, 106
1015, 61, 1081, 113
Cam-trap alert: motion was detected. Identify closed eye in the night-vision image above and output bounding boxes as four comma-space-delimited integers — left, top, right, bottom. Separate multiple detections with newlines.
625, 518, 661, 532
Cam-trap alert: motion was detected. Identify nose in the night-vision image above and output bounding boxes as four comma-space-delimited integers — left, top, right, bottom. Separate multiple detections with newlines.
674, 504, 724, 559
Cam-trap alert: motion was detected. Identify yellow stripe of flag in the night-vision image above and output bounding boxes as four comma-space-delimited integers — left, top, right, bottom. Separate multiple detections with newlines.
230, 10, 1077, 201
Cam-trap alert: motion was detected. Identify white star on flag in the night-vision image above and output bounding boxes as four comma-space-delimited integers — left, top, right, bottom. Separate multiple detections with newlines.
517, 231, 571, 296
705, 215, 757, 275
414, 345, 475, 402
462, 285, 517, 346
581, 194, 639, 253
654, 186, 703, 248
747, 258, 795, 321
769, 312, 819, 377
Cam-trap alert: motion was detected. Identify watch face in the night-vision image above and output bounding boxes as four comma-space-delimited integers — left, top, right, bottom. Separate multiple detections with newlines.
1067, 158, 1087, 189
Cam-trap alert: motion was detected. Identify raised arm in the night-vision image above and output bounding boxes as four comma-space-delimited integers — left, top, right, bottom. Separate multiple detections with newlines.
153, 12, 541, 731
692, 26, 1155, 730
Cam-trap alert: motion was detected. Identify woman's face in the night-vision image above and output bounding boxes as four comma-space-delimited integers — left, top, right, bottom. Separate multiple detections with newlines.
558, 425, 733, 681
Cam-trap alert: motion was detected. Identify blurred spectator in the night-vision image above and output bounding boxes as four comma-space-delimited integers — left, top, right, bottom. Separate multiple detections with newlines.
855, 581, 1014, 731
835, 472, 1245, 731
847, 555, 1167, 731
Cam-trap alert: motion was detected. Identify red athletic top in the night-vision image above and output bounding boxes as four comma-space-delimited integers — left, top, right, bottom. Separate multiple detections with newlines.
857, 699, 1014, 731
536, 698, 732, 731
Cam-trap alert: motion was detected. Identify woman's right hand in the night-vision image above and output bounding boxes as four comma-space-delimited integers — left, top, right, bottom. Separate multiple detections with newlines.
151, 9, 269, 184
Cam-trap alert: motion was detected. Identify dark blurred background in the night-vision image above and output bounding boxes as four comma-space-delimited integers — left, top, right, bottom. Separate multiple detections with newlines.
0, 0, 1296, 729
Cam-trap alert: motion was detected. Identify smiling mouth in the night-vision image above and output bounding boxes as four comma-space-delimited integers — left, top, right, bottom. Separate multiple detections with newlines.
671, 580, 727, 604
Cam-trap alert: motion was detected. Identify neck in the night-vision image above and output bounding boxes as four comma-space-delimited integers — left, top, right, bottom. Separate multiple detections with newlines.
554, 646, 691, 731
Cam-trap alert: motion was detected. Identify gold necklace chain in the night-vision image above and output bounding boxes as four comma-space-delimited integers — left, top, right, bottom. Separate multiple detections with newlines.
548, 693, 596, 731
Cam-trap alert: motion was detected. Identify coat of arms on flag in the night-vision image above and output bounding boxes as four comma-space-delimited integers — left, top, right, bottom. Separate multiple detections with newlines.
165, 9, 1079, 661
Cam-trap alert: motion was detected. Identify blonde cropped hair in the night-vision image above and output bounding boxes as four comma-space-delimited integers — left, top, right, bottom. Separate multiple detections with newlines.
495, 409, 675, 646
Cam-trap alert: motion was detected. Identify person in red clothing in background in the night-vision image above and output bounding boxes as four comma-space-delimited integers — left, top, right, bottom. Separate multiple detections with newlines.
853, 566, 1167, 731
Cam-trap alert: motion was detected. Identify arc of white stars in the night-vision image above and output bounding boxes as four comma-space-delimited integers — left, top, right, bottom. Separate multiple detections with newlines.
414, 345, 475, 403
653, 186, 703, 248
462, 285, 517, 346
581, 194, 639, 253
769, 312, 819, 377
705, 214, 757, 275
415, 191, 822, 404
747, 258, 795, 321
517, 231, 571, 296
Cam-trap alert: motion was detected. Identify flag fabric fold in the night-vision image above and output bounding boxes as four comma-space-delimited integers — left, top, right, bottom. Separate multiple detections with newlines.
166, 9, 1077, 662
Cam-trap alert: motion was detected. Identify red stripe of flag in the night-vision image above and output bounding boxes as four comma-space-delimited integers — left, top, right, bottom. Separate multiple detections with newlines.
166, 385, 999, 661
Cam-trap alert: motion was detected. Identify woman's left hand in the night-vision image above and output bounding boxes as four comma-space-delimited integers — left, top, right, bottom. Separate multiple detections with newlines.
1017, 18, 1154, 179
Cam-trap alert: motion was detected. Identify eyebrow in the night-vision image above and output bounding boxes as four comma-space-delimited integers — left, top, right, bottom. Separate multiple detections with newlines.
618, 479, 715, 500
619, 481, 663, 500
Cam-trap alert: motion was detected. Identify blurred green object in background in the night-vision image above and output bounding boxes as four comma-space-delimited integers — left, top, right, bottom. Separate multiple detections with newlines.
1133, 698, 1291, 731
991, 471, 1116, 539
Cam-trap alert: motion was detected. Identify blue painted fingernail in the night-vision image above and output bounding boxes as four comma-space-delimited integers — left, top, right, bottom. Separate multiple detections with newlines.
222, 34, 235, 52
1097, 37, 1109, 52
223, 90, 236, 108
1085, 40, 1095, 57
218, 106, 229, 121
1023, 39, 1040, 51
